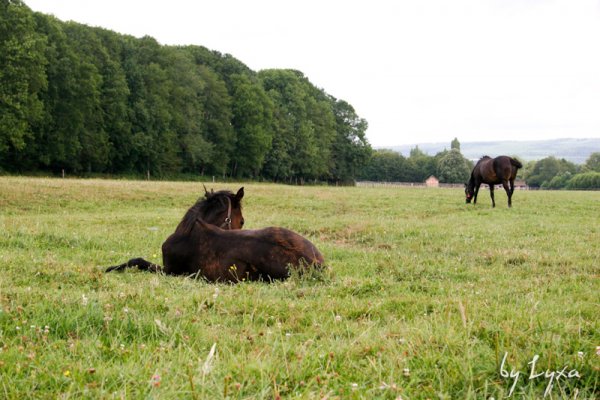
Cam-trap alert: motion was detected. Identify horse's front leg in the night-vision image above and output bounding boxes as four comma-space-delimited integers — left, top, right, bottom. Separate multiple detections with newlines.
489, 185, 495, 207
503, 181, 512, 207
473, 184, 481, 204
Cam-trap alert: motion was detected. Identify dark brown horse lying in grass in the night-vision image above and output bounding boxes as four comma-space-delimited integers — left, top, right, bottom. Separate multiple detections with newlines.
465, 155, 523, 207
106, 187, 324, 282
106, 187, 244, 274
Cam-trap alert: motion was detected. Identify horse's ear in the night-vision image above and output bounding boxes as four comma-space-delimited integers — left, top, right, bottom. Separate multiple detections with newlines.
235, 187, 244, 202
203, 184, 210, 198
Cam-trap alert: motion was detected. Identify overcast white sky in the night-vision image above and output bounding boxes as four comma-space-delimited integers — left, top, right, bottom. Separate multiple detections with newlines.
25, 0, 600, 147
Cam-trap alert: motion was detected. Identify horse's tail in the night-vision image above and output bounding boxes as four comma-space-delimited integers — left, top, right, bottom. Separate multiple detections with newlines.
510, 157, 523, 169
105, 257, 163, 273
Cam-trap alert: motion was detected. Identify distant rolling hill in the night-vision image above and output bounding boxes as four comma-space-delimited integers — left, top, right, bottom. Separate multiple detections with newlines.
386, 138, 600, 164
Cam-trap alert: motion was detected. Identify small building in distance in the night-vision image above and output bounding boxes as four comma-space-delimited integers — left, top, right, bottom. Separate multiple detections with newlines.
425, 175, 439, 188
514, 179, 528, 190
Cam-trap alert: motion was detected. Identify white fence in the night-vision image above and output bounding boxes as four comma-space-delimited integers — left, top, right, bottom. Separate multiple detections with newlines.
356, 181, 530, 190
356, 181, 465, 188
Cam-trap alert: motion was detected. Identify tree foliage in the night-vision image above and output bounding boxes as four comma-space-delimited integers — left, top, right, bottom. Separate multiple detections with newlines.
450, 137, 460, 151
525, 156, 577, 188
0, 3, 372, 182
0, 0, 46, 165
358, 142, 472, 184
582, 152, 600, 173
436, 149, 472, 183
566, 172, 600, 189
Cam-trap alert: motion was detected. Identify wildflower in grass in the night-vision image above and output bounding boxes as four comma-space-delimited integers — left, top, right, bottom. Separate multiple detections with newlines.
379, 382, 398, 390
63, 370, 71, 377
596, 346, 600, 356
81, 294, 89, 306
123, 307, 129, 314
154, 319, 170, 334
151, 374, 161, 387
334, 315, 342, 322
202, 343, 217, 376
351, 383, 358, 390
577, 351, 584, 359
403, 368, 410, 377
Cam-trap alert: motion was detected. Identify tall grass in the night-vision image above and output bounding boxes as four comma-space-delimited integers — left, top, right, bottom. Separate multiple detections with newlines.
0, 177, 598, 399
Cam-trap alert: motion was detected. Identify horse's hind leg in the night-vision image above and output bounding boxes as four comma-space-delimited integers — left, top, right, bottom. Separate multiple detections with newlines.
106, 258, 162, 273
503, 181, 512, 207
489, 185, 495, 208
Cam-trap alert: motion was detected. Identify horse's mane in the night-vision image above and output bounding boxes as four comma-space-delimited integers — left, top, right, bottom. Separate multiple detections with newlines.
478, 155, 491, 162
175, 190, 236, 234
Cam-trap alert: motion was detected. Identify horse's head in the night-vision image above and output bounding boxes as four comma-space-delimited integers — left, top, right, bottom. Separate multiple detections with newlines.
202, 187, 245, 229
176, 187, 245, 234
464, 183, 474, 204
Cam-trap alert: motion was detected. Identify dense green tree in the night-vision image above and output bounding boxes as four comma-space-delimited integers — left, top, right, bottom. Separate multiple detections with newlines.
566, 171, 600, 189
196, 65, 234, 176
260, 69, 336, 182
544, 171, 573, 189
229, 74, 274, 177
526, 156, 577, 188
406, 146, 436, 182
1, 4, 372, 181
582, 152, 600, 173
330, 99, 371, 183
93, 28, 133, 172
63, 23, 111, 172
436, 149, 472, 183
450, 137, 460, 151
0, 0, 46, 169
124, 36, 180, 175
162, 48, 208, 173
359, 149, 407, 182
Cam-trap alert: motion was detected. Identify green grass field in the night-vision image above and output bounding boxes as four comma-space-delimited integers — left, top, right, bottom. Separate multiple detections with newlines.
0, 177, 598, 399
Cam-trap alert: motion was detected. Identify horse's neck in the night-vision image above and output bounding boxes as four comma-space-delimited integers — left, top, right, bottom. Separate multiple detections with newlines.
467, 174, 476, 187
175, 203, 205, 233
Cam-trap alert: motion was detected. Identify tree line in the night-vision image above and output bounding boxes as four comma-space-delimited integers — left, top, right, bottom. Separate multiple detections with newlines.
521, 153, 600, 189
3, 1, 598, 188
1, 0, 371, 182
361, 140, 600, 189
359, 139, 474, 184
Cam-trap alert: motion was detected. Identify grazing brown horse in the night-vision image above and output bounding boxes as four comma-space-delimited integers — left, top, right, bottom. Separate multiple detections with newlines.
106, 188, 324, 282
106, 187, 245, 274
465, 156, 523, 207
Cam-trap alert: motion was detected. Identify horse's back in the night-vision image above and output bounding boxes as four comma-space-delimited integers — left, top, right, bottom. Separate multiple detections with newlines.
257, 226, 324, 265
